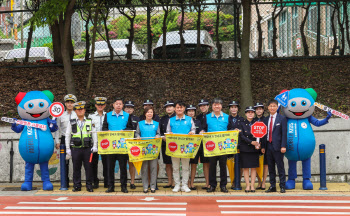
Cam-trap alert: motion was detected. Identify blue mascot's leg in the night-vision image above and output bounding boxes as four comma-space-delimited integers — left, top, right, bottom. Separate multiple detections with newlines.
285, 160, 297, 190
40, 162, 53, 191
302, 158, 313, 190
21, 162, 35, 191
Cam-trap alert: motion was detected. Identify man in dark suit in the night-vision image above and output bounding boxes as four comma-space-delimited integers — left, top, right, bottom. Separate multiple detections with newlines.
261, 99, 287, 193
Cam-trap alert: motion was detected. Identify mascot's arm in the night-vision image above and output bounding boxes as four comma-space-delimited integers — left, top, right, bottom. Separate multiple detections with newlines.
11, 118, 24, 133
308, 111, 332, 127
47, 118, 59, 132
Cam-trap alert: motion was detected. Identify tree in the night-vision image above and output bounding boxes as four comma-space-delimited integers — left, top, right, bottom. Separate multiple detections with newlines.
77, 0, 93, 61
239, 0, 253, 114
158, 0, 173, 59
98, 0, 116, 60
271, 0, 284, 57
32, 0, 77, 94
178, 0, 187, 59
300, 2, 311, 56
215, 0, 223, 59
253, 0, 262, 57
192, 0, 206, 58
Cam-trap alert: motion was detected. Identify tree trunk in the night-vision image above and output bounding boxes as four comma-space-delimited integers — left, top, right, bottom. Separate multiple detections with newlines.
216, 4, 222, 59
102, 13, 114, 60
337, 3, 345, 56
61, 0, 77, 94
51, 21, 63, 63
300, 3, 311, 56
196, 6, 201, 58
239, 0, 253, 115
68, 24, 74, 60
272, 3, 283, 57
162, 9, 168, 59
87, 0, 101, 91
254, 0, 262, 57
344, 2, 350, 53
236, 4, 242, 52
84, 10, 91, 61
24, 23, 34, 63
179, 4, 185, 59
330, 6, 337, 56
126, 17, 135, 60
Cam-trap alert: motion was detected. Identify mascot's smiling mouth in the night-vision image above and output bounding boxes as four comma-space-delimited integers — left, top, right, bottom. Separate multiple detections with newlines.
290, 110, 308, 116
26, 111, 46, 118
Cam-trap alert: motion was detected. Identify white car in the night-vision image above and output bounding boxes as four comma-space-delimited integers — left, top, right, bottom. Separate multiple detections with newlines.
4, 47, 53, 63
90, 39, 145, 60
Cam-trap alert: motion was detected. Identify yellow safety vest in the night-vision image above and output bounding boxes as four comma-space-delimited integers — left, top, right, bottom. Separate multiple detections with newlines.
70, 119, 92, 148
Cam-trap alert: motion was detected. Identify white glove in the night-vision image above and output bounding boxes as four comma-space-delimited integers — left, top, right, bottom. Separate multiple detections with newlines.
66, 148, 71, 160
91, 147, 98, 153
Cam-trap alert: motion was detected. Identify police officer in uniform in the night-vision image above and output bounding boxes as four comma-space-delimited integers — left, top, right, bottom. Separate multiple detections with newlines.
186, 105, 203, 190
55, 94, 78, 188
228, 101, 244, 130
201, 98, 229, 193
103, 97, 133, 193
124, 100, 139, 189
88, 97, 107, 189
254, 102, 266, 122
196, 99, 210, 122
139, 99, 161, 122
160, 100, 176, 188
65, 101, 97, 192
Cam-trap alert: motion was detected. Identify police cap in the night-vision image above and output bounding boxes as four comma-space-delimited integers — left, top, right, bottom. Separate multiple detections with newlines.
245, 106, 255, 113
164, 100, 175, 108
125, 101, 135, 107
198, 99, 209, 106
143, 99, 154, 106
64, 94, 77, 103
254, 102, 264, 109
229, 100, 239, 107
94, 97, 107, 105
186, 104, 196, 111
74, 101, 86, 110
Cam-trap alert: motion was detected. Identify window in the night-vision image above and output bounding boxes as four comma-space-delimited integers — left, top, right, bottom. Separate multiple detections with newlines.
308, 6, 317, 33
279, 11, 288, 54
292, 7, 299, 35
326, 5, 338, 36
268, 20, 273, 49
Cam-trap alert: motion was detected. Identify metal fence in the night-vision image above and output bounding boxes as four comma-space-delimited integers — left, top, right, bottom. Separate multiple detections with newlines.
0, 0, 349, 63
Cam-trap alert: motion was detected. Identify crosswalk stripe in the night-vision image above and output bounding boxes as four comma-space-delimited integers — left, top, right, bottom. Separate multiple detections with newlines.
217, 200, 350, 204
18, 202, 187, 205
5, 206, 186, 211
0, 212, 186, 216
219, 205, 350, 210
221, 211, 350, 215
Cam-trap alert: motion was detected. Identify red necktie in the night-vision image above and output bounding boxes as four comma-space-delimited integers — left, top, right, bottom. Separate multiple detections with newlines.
269, 116, 273, 143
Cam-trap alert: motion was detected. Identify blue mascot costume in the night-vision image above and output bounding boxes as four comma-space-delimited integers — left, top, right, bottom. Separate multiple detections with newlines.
11, 90, 58, 191
280, 88, 332, 190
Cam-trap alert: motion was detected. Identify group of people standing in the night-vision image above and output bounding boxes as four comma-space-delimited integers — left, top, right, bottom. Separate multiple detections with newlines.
55, 94, 288, 194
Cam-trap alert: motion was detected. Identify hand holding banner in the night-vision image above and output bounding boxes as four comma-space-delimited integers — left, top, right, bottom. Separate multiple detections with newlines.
97, 131, 135, 154
126, 138, 162, 163
165, 134, 203, 158
203, 131, 239, 157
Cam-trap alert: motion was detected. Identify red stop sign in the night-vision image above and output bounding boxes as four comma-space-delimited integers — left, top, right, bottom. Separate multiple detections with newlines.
251, 121, 267, 138
130, 146, 141, 157
205, 141, 216, 152
168, 142, 178, 152
100, 139, 110, 149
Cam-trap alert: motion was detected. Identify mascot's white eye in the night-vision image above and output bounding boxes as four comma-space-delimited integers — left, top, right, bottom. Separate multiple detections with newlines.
291, 101, 297, 107
301, 100, 307, 106
28, 103, 34, 109
39, 102, 44, 108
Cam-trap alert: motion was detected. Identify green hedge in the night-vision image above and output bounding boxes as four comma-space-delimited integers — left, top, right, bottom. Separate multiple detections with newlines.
82, 10, 237, 44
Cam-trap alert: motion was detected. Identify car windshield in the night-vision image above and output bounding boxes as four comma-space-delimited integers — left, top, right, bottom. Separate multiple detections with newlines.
94, 40, 134, 50
6, 48, 47, 59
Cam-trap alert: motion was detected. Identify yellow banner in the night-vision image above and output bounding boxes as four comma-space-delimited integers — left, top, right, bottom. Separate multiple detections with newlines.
97, 131, 135, 154
203, 131, 239, 157
166, 134, 203, 158
126, 138, 162, 162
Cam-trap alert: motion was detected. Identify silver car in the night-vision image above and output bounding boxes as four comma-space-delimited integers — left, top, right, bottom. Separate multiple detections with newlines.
4, 47, 54, 63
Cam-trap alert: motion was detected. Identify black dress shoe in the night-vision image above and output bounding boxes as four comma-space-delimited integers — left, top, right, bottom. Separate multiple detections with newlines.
250, 190, 256, 193
207, 187, 216, 193
151, 189, 156, 193
105, 186, 115, 193
143, 189, 148, 193
256, 186, 262, 190
93, 184, 99, 189
220, 187, 228, 193
265, 187, 277, 193
130, 184, 136, 189
189, 187, 197, 190
163, 185, 172, 188
202, 186, 208, 190
280, 187, 286, 193
121, 187, 128, 193
87, 187, 94, 192
72, 187, 81, 192
245, 190, 250, 193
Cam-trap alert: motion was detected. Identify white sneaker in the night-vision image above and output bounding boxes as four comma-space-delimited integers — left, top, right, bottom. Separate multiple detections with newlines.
172, 185, 181, 193
181, 186, 191, 193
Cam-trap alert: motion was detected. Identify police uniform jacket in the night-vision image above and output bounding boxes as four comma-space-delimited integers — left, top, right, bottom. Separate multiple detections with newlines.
193, 118, 202, 134
55, 111, 77, 143
129, 114, 140, 130
65, 117, 98, 149
88, 111, 106, 132
238, 119, 259, 153
254, 116, 266, 122
228, 115, 244, 130
160, 113, 176, 146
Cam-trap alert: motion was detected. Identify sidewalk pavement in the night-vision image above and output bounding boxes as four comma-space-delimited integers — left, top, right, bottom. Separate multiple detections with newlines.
1, 182, 350, 196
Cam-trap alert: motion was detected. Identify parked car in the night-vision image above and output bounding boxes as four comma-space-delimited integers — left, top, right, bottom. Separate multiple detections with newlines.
89, 39, 145, 60
153, 30, 217, 59
4, 47, 54, 63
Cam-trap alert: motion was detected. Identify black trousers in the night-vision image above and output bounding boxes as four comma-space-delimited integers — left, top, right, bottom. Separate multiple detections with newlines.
209, 155, 227, 188
61, 136, 70, 186
71, 147, 93, 188
91, 153, 99, 185
101, 154, 108, 186
266, 145, 286, 188
107, 154, 128, 188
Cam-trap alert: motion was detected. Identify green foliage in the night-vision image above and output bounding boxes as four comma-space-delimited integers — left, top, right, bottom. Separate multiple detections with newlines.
31, 0, 70, 27
74, 49, 87, 59
0, 28, 9, 39
84, 9, 237, 44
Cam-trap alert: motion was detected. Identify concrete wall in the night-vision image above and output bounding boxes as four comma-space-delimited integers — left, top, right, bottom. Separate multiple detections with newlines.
0, 118, 349, 183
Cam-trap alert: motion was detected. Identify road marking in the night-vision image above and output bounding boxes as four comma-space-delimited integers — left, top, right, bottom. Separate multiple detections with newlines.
217, 200, 350, 204
52, 197, 70, 201
221, 211, 350, 215
5, 206, 186, 211
219, 205, 350, 210
0, 212, 186, 216
18, 202, 187, 205
141, 197, 159, 201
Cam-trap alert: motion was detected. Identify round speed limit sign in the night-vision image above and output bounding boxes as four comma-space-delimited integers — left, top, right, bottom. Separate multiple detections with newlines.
49, 102, 65, 118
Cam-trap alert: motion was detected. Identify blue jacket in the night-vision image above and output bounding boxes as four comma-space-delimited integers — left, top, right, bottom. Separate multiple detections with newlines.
137, 120, 160, 139
168, 115, 194, 134
262, 113, 287, 152
202, 112, 229, 132
102, 110, 133, 131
